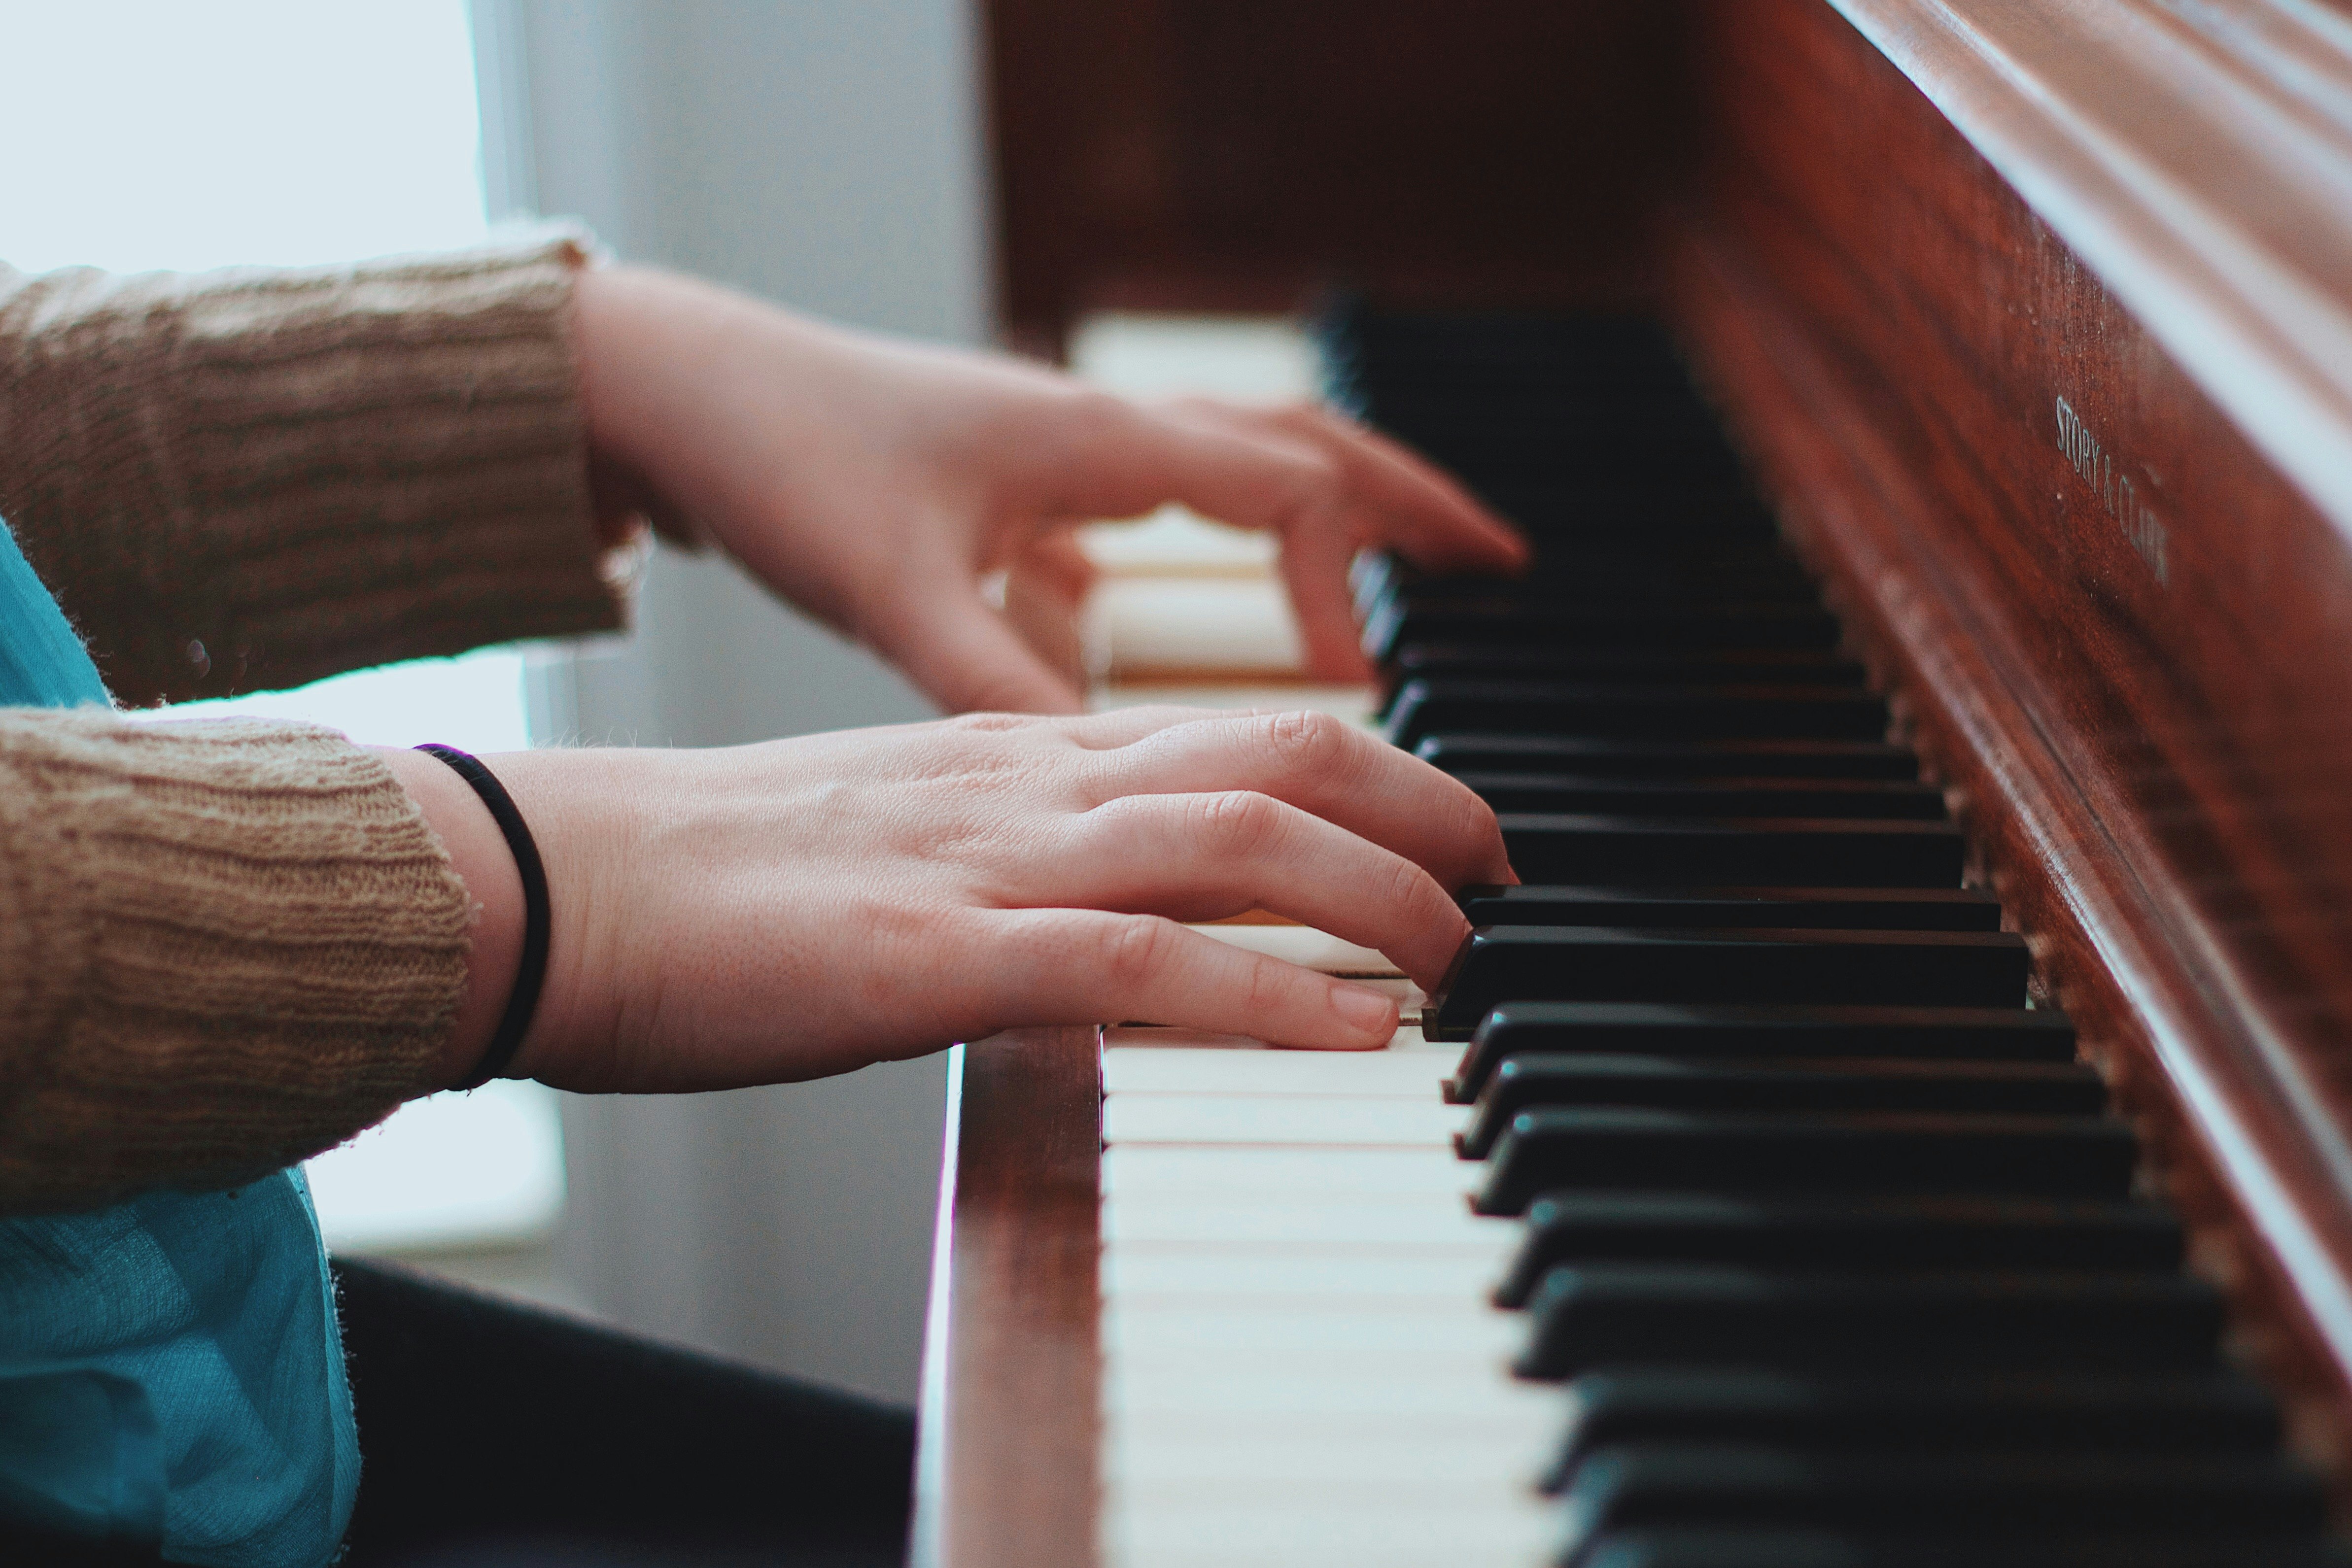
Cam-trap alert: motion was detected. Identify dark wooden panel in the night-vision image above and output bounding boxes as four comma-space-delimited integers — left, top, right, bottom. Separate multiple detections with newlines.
981, 0, 1688, 351
911, 1028, 1102, 1568
1671, 0, 2352, 1477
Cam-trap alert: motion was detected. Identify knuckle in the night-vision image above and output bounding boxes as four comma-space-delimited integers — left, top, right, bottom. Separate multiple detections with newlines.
1285, 447, 1344, 507
1098, 914, 1175, 990
1384, 854, 1438, 918
945, 710, 1036, 737
1190, 789, 1283, 860
1237, 955, 1291, 1019
1062, 386, 1140, 450
1439, 774, 1505, 865
1259, 708, 1350, 782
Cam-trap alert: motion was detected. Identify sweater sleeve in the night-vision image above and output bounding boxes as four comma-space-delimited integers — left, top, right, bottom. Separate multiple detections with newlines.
0, 230, 627, 707
0, 708, 472, 1214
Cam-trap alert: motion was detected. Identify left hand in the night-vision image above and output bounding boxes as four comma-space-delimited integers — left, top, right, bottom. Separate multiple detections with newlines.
572, 265, 1528, 714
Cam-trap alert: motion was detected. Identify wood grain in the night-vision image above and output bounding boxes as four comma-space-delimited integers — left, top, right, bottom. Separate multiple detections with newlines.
980, 0, 1686, 353
1671, 0, 2352, 1478
911, 1028, 1102, 1568
957, 0, 2352, 1542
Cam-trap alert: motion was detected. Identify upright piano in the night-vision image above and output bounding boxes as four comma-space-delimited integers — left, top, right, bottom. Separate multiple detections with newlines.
915, 3, 2352, 1563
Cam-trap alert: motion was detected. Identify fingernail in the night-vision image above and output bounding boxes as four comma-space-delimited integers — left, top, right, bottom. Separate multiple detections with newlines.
1329, 983, 1397, 1039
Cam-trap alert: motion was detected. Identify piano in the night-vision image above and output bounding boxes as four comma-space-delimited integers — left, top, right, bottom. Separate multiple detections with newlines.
914, 2, 2352, 1564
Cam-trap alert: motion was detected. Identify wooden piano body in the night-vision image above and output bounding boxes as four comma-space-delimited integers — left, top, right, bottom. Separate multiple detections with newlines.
916, 2, 2352, 1561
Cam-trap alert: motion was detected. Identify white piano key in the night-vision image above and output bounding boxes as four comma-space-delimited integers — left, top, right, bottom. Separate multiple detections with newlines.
1103, 1450, 1553, 1503
1105, 1020, 1453, 1055
1102, 1045, 1451, 1097
1111, 1465, 1554, 1510
1104, 1404, 1553, 1453
1185, 922, 1402, 976
1106, 1344, 1527, 1393
1103, 1026, 1285, 1052
1103, 1093, 1465, 1147
1103, 1492, 1559, 1568
1103, 1144, 1479, 1199
1104, 1299, 1524, 1358
1101, 1196, 1497, 1247
1102, 1428, 1552, 1487
1103, 1247, 1508, 1297
1098, 974, 1552, 1568
1108, 1363, 1553, 1420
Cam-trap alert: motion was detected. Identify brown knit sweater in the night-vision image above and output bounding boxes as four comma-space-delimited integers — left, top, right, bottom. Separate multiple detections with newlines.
0, 233, 627, 1213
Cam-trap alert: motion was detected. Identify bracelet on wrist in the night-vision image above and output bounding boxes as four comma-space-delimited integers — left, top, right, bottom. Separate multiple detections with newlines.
415, 744, 550, 1089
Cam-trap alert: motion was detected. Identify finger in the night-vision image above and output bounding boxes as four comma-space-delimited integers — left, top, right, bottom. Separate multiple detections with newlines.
1259, 402, 1529, 573
1000, 541, 1091, 696
868, 586, 1085, 716
976, 908, 1398, 1050
1056, 703, 1240, 749
1061, 790, 1471, 987
1093, 706, 1514, 889
1042, 393, 1342, 539
1162, 397, 1526, 575
1016, 527, 1100, 602
1275, 514, 1377, 683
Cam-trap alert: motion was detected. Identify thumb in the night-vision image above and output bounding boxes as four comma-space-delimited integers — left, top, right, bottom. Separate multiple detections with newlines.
868, 585, 1087, 716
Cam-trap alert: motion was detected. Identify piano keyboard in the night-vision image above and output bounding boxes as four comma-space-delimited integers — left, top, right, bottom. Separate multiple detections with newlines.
1091, 312, 2347, 1567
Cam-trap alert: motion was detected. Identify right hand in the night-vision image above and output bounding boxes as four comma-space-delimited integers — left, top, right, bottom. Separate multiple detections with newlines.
573, 266, 1526, 715
384, 705, 1513, 1094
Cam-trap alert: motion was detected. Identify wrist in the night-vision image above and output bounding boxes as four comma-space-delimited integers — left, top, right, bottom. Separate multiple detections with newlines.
374, 746, 527, 1089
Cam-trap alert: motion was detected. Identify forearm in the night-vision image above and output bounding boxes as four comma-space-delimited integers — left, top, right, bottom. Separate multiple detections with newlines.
0, 232, 627, 706
0, 710, 473, 1213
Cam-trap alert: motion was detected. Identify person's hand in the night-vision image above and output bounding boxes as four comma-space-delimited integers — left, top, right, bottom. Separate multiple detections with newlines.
572, 266, 1528, 714
378, 706, 1512, 1092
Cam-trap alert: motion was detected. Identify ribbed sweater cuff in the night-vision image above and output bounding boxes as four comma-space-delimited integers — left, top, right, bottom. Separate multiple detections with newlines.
0, 227, 625, 706
0, 710, 470, 1213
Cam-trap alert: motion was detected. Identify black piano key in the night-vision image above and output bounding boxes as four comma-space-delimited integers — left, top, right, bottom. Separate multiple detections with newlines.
1426, 928, 2027, 1039
1496, 816, 1964, 889
1493, 1194, 2179, 1306
1458, 776, 1948, 820
1366, 582, 1825, 635
1469, 780, 1949, 826
1373, 546, 1804, 586
1352, 549, 1783, 603
1418, 736, 1921, 781
1459, 1057, 2106, 1157
1458, 886, 2002, 931
1517, 1268, 2222, 1378
1386, 646, 1866, 691
1448, 1003, 2076, 1103
1574, 1533, 2352, 1568
1362, 602, 1841, 664
1543, 1369, 2279, 1492
1474, 1110, 2136, 1216
1371, 545, 1814, 595
1553, 1448, 2323, 1549
1386, 681, 1889, 750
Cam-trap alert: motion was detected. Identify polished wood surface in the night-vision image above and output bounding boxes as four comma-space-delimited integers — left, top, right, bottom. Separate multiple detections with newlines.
981, 0, 1684, 351
1669, 0, 2352, 1474
939, 0, 2352, 1549
911, 1028, 1102, 1568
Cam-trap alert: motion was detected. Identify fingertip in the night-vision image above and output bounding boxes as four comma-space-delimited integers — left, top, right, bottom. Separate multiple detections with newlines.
1298, 631, 1375, 685
1492, 519, 1536, 569
1327, 982, 1399, 1047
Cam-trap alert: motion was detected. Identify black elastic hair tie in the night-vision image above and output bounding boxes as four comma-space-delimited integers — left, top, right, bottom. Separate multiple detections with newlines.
415, 744, 550, 1090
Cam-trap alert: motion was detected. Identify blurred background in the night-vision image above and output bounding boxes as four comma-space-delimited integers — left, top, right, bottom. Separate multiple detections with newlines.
0, 0, 1659, 1403
3, 0, 996, 1402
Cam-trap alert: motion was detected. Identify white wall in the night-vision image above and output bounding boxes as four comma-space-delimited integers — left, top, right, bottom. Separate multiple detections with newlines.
473, 0, 993, 1401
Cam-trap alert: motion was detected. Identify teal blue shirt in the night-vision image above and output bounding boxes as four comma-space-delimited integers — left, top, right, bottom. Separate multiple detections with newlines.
0, 517, 359, 1566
